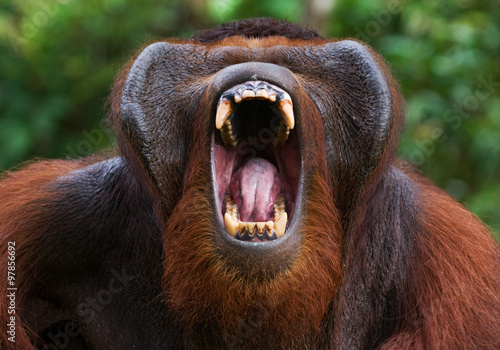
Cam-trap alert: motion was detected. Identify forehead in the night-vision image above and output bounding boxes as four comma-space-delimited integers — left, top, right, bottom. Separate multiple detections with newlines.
202, 35, 328, 49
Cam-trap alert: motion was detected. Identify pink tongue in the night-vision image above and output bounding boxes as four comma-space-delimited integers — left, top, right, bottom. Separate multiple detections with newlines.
229, 158, 282, 222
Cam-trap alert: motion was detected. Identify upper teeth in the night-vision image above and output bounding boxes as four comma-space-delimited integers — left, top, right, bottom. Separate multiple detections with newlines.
215, 99, 233, 129
215, 81, 295, 148
277, 99, 294, 129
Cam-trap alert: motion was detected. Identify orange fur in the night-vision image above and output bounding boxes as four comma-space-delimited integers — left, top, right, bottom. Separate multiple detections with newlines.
380, 172, 500, 349
1, 18, 499, 349
163, 92, 343, 349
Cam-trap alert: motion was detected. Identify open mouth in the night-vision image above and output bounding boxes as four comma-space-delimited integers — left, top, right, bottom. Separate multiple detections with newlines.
212, 80, 301, 243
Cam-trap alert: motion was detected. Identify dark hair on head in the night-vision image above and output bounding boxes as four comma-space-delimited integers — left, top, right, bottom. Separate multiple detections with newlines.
191, 17, 323, 43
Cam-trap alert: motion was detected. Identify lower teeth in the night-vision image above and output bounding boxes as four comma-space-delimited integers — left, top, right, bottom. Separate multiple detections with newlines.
224, 194, 288, 240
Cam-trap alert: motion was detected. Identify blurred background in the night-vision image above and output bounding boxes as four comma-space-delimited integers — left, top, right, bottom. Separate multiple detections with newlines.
0, 0, 499, 238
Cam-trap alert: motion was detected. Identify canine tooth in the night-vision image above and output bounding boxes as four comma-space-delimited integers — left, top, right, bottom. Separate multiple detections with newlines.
278, 98, 295, 129
234, 93, 242, 103
273, 212, 288, 238
256, 89, 269, 99
216, 99, 233, 129
225, 213, 239, 237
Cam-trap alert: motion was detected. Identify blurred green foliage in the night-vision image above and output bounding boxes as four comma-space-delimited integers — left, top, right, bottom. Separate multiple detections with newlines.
0, 0, 498, 237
